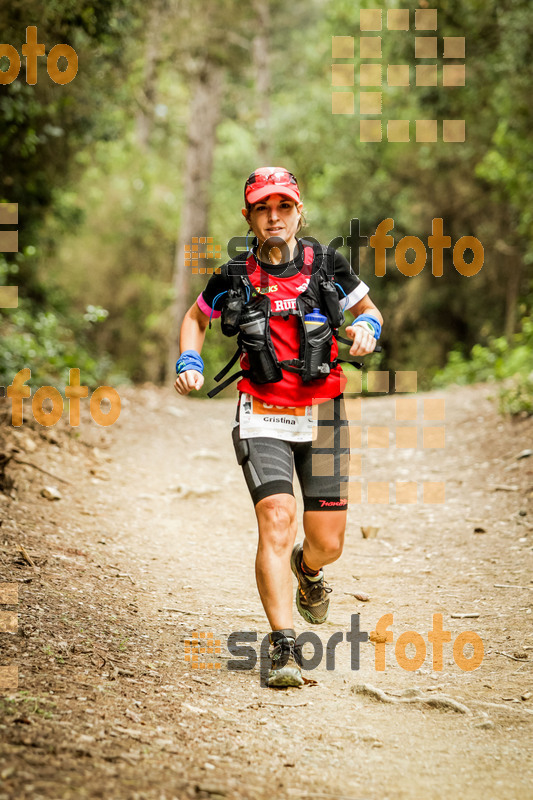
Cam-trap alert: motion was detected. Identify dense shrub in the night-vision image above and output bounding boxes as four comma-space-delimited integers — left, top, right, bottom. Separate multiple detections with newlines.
433, 316, 533, 416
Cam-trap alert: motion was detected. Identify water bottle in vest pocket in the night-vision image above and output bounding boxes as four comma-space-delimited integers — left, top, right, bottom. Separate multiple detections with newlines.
301, 308, 333, 382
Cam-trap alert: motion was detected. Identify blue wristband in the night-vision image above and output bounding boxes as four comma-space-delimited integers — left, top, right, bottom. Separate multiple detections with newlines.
351, 314, 381, 340
176, 350, 204, 375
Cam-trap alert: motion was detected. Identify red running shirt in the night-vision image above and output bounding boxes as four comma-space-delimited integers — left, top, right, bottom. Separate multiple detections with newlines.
236, 248, 345, 406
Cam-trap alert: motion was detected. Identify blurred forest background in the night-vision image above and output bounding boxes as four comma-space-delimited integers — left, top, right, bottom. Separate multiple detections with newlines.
1, 0, 532, 412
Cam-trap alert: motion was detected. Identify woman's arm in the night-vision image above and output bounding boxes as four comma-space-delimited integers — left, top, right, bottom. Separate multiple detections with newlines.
344, 294, 383, 357
174, 302, 210, 395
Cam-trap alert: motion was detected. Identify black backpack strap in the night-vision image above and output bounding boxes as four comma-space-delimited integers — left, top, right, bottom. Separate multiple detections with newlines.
336, 357, 363, 370
223, 253, 249, 281
279, 358, 303, 374
336, 332, 382, 353
313, 242, 335, 277
208, 337, 244, 398
207, 369, 246, 398
213, 345, 241, 382
336, 334, 353, 346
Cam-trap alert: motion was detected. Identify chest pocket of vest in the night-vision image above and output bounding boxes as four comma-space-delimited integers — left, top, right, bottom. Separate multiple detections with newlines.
221, 289, 244, 337
239, 302, 283, 384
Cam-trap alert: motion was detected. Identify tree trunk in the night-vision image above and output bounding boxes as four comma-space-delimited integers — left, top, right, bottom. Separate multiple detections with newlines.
495, 239, 522, 341
135, 3, 163, 150
252, 0, 271, 164
166, 59, 224, 382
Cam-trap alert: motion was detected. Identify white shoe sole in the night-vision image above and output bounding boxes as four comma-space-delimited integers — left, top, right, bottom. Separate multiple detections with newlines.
267, 666, 304, 687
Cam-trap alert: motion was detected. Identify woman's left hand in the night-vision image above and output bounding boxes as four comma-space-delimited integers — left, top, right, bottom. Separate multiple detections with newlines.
345, 323, 377, 356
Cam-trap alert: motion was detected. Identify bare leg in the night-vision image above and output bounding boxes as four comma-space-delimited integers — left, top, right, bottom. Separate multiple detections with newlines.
301, 509, 347, 572
254, 493, 298, 630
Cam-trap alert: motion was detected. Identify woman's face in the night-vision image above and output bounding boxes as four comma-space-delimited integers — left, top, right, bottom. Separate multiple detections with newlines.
243, 193, 303, 249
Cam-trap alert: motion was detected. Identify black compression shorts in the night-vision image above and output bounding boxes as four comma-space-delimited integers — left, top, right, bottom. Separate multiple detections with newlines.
231, 395, 350, 512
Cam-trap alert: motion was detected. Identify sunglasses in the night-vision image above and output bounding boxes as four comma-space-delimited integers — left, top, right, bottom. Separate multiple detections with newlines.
245, 170, 299, 189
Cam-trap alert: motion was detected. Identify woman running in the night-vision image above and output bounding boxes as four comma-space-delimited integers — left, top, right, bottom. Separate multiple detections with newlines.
174, 167, 383, 687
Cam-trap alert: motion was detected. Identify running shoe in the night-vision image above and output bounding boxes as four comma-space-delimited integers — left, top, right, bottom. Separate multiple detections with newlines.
290, 542, 332, 624
267, 630, 304, 688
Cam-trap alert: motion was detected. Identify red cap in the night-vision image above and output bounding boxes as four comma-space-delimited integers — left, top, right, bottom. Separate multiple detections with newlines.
244, 167, 300, 205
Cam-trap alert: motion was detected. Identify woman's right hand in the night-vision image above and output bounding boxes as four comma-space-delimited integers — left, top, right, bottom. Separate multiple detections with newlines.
174, 370, 204, 395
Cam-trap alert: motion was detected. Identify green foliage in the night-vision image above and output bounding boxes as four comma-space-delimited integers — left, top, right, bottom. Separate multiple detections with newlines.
262, 0, 533, 386
434, 316, 533, 415
0, 301, 119, 389
2, 0, 532, 391
0, 252, 121, 387
499, 374, 533, 417
0, 1, 146, 389
434, 316, 533, 384
0, 1, 143, 246
40, 135, 185, 383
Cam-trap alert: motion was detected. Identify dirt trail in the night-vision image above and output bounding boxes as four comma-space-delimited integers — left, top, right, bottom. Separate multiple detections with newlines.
1, 384, 532, 800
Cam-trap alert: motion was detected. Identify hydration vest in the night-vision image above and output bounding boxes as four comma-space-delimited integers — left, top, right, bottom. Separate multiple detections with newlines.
207, 243, 362, 398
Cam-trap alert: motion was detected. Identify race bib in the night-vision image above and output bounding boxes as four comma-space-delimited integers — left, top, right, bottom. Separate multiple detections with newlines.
239, 393, 314, 441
